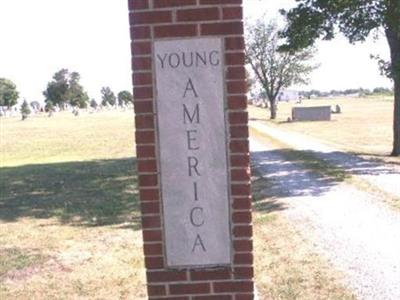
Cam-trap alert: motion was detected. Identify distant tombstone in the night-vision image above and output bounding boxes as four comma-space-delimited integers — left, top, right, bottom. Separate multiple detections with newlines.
292, 106, 331, 121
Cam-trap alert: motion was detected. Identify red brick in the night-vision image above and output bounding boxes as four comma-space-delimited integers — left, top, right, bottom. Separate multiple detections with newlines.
137, 145, 156, 158
177, 8, 220, 22
151, 297, 189, 300
135, 115, 154, 129
225, 37, 245, 51
233, 197, 252, 210
138, 160, 158, 173
230, 154, 249, 167
201, 22, 243, 36
225, 52, 245, 65
233, 239, 253, 252
147, 270, 187, 282
128, 0, 149, 10
234, 267, 253, 279
231, 183, 251, 196
235, 294, 254, 300
230, 126, 249, 139
134, 86, 153, 99
139, 174, 158, 186
143, 229, 162, 242
194, 296, 232, 300
140, 189, 159, 201
230, 140, 249, 153
132, 41, 152, 56
233, 211, 252, 223
223, 7, 242, 20
133, 73, 153, 86
147, 284, 166, 297
234, 253, 253, 265
231, 169, 250, 182
136, 131, 155, 144
226, 66, 245, 80
154, 0, 196, 8
142, 215, 161, 229
233, 225, 252, 238
190, 269, 231, 281
130, 26, 151, 40
200, 0, 241, 4
228, 95, 247, 110
227, 81, 247, 94
143, 243, 163, 256
141, 201, 160, 215
134, 101, 153, 114
145, 256, 164, 269
213, 281, 253, 293
130, 11, 172, 25
154, 24, 197, 38
132, 57, 152, 71
170, 283, 210, 295
229, 112, 248, 125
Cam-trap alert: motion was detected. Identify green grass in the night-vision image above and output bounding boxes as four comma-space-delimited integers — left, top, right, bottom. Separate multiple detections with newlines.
0, 248, 46, 276
0, 111, 135, 167
0, 111, 146, 299
0, 158, 139, 227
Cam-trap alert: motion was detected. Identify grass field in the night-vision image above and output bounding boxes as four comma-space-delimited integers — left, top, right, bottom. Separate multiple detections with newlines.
248, 96, 398, 160
0, 111, 354, 299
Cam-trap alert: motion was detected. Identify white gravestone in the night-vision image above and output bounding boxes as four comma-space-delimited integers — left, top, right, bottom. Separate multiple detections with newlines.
154, 38, 231, 268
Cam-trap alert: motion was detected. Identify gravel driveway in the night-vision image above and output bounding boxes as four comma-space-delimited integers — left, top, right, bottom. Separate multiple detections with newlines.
250, 121, 400, 199
251, 137, 400, 300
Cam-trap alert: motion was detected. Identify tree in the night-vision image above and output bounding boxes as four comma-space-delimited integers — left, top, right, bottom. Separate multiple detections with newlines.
245, 20, 317, 119
90, 99, 98, 109
68, 72, 89, 108
43, 69, 89, 109
101, 87, 116, 107
0, 78, 19, 108
281, 0, 400, 156
20, 99, 31, 120
30, 101, 41, 111
117, 90, 133, 106
43, 69, 69, 109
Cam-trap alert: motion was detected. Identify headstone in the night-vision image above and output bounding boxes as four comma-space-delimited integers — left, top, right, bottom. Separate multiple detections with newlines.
129, 0, 254, 299
292, 106, 331, 121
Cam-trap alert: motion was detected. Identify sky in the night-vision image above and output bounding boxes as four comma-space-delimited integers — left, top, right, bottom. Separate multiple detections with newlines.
0, 0, 393, 104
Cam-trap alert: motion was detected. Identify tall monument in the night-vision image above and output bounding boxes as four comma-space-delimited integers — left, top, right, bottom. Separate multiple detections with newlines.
129, 0, 254, 298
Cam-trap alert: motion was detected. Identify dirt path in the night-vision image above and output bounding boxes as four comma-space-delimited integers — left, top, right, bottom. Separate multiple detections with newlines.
251, 137, 400, 300
250, 121, 400, 199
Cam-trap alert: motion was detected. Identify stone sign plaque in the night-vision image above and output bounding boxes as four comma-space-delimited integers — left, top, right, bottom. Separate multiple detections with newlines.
154, 38, 231, 268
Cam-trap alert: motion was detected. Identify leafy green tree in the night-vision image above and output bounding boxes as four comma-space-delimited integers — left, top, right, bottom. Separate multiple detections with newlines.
117, 90, 133, 106
68, 72, 89, 108
43, 69, 69, 109
30, 101, 41, 111
44, 69, 89, 109
90, 99, 98, 109
20, 99, 31, 120
101, 87, 116, 106
245, 20, 317, 119
0, 78, 19, 108
45, 101, 54, 112
281, 0, 400, 156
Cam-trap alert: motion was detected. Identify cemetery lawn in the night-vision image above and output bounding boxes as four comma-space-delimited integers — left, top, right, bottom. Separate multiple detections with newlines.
248, 96, 399, 162
1, 111, 353, 299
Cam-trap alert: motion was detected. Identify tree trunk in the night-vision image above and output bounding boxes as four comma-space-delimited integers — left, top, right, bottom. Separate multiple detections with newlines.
393, 78, 400, 156
269, 99, 277, 119
386, 28, 400, 156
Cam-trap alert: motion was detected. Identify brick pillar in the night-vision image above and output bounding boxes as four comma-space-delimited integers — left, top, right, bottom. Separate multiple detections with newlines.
129, 0, 253, 299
